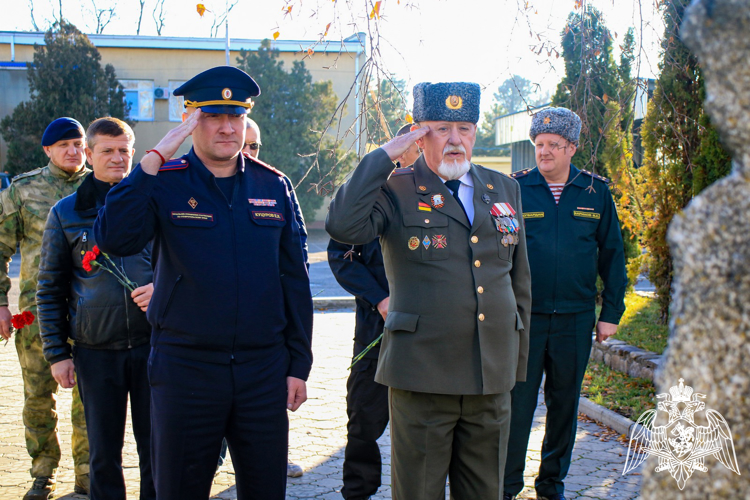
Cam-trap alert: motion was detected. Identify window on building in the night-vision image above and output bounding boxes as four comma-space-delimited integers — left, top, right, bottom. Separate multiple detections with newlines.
169, 81, 187, 122
120, 80, 155, 121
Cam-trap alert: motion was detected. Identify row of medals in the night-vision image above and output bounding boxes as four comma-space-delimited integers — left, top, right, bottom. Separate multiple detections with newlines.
494, 215, 519, 247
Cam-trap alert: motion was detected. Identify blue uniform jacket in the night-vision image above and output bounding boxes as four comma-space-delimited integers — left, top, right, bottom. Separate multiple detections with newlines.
93, 149, 313, 380
327, 238, 388, 361
512, 165, 627, 324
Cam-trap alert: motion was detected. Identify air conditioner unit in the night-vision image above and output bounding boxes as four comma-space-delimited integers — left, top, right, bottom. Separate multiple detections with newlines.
154, 87, 170, 100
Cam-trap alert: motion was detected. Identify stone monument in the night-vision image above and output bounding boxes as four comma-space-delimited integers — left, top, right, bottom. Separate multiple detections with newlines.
639, 0, 750, 497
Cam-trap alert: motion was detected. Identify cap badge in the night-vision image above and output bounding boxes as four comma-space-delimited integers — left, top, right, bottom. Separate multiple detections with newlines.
188, 197, 198, 209
543, 116, 551, 124
445, 95, 463, 110
222, 88, 233, 100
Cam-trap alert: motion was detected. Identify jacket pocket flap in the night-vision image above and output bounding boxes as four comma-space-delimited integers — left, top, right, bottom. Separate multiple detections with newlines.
402, 212, 448, 228
385, 311, 420, 333
515, 311, 525, 331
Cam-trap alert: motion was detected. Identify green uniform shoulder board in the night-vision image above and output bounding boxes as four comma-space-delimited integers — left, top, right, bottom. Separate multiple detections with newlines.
11, 168, 44, 182
510, 168, 532, 179
391, 166, 414, 176
159, 158, 189, 171
580, 169, 610, 184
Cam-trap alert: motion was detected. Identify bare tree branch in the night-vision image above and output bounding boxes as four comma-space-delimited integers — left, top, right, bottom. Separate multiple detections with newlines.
90, 0, 117, 34
136, 0, 146, 35
152, 0, 166, 36
28, 0, 40, 31
210, 1, 239, 38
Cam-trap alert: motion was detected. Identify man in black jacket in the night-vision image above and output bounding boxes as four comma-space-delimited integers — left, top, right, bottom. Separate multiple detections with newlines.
36, 117, 155, 500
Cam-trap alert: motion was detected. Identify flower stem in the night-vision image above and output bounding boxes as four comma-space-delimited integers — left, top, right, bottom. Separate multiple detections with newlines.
348, 332, 383, 370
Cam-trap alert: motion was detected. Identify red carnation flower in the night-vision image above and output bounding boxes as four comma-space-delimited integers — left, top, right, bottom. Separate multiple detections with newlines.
21, 311, 35, 325
11, 315, 24, 329
93, 245, 100, 256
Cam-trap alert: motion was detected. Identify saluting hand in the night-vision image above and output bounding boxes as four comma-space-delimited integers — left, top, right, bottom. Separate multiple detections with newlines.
140, 109, 203, 176
380, 126, 429, 162
287, 376, 307, 412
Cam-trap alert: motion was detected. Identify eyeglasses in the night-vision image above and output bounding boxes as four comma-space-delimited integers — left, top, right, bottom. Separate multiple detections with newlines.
243, 142, 261, 151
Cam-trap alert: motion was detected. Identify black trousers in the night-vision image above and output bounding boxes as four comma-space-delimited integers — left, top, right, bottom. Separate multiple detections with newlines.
504, 311, 595, 497
148, 348, 289, 500
74, 342, 155, 500
342, 358, 389, 500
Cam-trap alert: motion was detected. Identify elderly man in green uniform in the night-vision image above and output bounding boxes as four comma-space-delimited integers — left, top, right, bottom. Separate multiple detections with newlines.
327, 82, 532, 500
0, 118, 91, 499
503, 108, 627, 500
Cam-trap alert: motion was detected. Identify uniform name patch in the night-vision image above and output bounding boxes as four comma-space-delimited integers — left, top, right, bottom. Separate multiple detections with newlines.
252, 211, 284, 221
523, 212, 545, 219
573, 210, 600, 220
171, 212, 214, 222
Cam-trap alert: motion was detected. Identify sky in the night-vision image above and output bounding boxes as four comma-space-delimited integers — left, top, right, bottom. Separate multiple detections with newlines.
1, 0, 666, 118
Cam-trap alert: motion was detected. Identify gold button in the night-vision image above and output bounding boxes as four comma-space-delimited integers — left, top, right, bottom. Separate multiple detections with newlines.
425, 219, 430, 223
477, 286, 484, 294
487, 184, 494, 189
471, 236, 478, 243
474, 260, 481, 268
478, 313, 485, 321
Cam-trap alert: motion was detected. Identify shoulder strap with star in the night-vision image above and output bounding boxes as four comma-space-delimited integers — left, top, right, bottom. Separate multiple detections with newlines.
580, 169, 610, 184
510, 168, 532, 179
391, 165, 414, 177
243, 152, 284, 177
159, 157, 189, 172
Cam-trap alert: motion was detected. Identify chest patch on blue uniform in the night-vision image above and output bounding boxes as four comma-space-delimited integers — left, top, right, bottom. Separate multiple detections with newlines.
248, 198, 277, 207
523, 212, 544, 219
252, 210, 284, 222
573, 210, 600, 220
171, 211, 214, 222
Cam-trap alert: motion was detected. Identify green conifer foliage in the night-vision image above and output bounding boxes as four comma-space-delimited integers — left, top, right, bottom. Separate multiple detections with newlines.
236, 40, 353, 220
0, 21, 128, 175
640, 0, 731, 320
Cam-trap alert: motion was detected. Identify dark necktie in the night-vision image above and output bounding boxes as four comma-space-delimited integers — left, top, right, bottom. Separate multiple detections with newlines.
445, 179, 468, 219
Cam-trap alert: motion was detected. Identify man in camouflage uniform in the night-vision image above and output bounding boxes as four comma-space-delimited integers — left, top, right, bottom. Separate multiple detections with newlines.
0, 117, 90, 499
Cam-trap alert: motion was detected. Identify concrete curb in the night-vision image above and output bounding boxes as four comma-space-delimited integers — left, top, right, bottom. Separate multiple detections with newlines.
313, 296, 355, 310
579, 396, 643, 438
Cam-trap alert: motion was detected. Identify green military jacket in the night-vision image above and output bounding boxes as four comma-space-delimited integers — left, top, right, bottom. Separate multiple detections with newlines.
0, 162, 90, 311
511, 165, 627, 324
327, 149, 532, 395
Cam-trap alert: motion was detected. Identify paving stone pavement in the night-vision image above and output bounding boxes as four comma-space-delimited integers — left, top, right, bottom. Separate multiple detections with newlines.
0, 298, 642, 499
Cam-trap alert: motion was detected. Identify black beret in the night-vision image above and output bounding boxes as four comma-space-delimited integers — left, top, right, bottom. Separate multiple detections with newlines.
41, 117, 84, 147
174, 66, 260, 115
412, 82, 481, 123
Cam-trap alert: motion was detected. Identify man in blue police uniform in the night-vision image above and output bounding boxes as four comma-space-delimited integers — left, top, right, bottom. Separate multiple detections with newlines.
93, 66, 313, 500
503, 107, 627, 500
327, 82, 531, 500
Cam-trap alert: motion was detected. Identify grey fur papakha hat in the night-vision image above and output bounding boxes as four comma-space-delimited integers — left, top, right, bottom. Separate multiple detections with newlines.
529, 107, 582, 143
412, 82, 481, 123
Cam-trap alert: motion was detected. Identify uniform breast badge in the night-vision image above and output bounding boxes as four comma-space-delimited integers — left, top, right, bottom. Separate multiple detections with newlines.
490, 202, 520, 246
431, 194, 445, 208
422, 236, 431, 249
418, 202, 432, 212
188, 197, 198, 209
432, 234, 447, 249
408, 236, 420, 251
